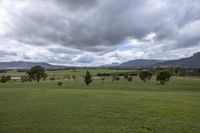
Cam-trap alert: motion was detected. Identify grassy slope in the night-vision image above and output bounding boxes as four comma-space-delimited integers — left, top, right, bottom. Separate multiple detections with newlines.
0, 72, 200, 133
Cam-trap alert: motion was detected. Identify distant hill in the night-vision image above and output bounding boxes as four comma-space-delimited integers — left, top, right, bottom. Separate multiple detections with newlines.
153, 52, 200, 68
118, 59, 164, 68
0, 61, 66, 69
103, 52, 200, 68
1, 52, 200, 69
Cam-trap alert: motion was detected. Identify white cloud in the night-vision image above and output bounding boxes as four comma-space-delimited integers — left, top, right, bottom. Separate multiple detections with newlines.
0, 0, 200, 66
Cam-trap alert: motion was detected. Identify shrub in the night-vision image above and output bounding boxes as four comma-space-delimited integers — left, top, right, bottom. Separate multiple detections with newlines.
127, 76, 133, 82
115, 77, 120, 80
6, 75, 11, 81
129, 73, 138, 76
0, 75, 11, 83
124, 74, 128, 79
21, 75, 28, 82
57, 82, 63, 87
101, 77, 105, 83
67, 75, 70, 80
49, 77, 55, 81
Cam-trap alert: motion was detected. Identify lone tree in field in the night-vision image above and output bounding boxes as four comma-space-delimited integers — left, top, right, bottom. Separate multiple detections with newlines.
139, 71, 152, 82
27, 66, 47, 82
156, 71, 171, 85
84, 70, 93, 85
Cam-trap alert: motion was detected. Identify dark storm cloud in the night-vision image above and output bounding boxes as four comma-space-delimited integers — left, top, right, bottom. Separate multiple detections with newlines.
2, 0, 200, 52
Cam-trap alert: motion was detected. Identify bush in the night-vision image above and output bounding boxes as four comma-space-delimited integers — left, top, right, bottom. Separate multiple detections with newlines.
124, 74, 128, 79
21, 75, 28, 82
129, 73, 138, 76
57, 82, 63, 87
127, 76, 133, 82
101, 77, 105, 83
0, 75, 11, 83
49, 77, 55, 81
0, 70, 7, 73
115, 77, 120, 80
67, 75, 70, 80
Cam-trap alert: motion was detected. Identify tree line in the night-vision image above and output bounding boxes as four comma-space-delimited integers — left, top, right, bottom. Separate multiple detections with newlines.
0, 66, 172, 85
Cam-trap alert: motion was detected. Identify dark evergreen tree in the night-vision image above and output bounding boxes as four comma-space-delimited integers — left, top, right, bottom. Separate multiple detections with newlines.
84, 71, 93, 85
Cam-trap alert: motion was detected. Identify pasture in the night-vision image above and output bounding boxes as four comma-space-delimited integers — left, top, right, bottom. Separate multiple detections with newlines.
0, 69, 200, 133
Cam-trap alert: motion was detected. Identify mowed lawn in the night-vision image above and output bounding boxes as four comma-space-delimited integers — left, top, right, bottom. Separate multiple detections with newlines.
0, 76, 200, 133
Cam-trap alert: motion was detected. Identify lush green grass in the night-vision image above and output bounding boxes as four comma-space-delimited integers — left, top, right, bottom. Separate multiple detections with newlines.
0, 71, 200, 133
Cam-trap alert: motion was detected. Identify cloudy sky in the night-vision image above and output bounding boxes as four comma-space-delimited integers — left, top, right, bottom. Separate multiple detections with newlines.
0, 0, 200, 66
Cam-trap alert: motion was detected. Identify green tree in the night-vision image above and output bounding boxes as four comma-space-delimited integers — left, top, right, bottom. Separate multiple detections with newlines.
139, 71, 152, 82
0, 75, 11, 83
84, 71, 93, 85
156, 71, 171, 85
21, 75, 28, 82
27, 66, 47, 82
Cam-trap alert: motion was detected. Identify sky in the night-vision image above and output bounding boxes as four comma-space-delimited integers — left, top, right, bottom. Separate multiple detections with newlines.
0, 0, 200, 66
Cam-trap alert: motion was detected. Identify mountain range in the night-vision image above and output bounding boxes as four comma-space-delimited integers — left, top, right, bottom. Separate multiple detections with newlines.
152, 52, 200, 68
103, 52, 200, 68
0, 52, 200, 69
0, 61, 66, 69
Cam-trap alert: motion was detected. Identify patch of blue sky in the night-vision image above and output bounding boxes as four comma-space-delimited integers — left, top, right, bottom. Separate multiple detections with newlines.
116, 44, 137, 51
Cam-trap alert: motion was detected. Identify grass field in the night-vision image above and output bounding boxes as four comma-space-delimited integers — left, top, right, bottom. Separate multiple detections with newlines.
0, 69, 200, 133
